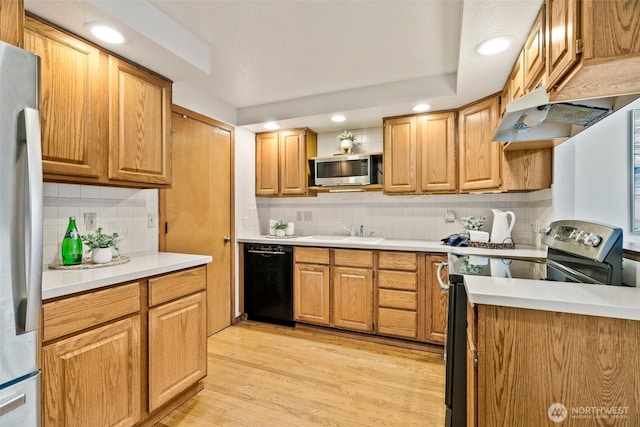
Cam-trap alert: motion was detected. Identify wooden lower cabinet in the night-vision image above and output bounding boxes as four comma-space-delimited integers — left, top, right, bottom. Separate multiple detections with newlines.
43, 316, 141, 427
148, 291, 207, 412
333, 266, 373, 332
377, 251, 420, 340
425, 255, 449, 344
294, 263, 331, 325
471, 304, 640, 425
42, 266, 208, 427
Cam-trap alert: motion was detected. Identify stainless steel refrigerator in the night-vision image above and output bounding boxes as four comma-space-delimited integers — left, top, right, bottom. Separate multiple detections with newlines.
0, 40, 43, 426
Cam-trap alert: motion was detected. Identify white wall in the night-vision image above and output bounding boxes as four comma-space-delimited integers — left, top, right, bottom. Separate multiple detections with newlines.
553, 97, 640, 246
317, 127, 383, 156
172, 81, 237, 126
552, 97, 640, 285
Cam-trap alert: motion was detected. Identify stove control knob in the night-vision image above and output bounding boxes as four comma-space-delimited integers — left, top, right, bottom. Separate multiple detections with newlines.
539, 225, 552, 235
585, 233, 602, 247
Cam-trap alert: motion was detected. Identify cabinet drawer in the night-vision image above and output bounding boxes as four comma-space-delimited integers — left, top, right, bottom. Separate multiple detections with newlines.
333, 249, 373, 268
378, 270, 417, 291
378, 251, 417, 271
295, 247, 330, 264
43, 282, 140, 341
378, 289, 417, 310
377, 308, 418, 339
148, 266, 206, 307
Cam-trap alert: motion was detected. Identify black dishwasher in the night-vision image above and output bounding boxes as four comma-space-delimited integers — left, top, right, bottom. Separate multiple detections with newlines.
243, 244, 294, 326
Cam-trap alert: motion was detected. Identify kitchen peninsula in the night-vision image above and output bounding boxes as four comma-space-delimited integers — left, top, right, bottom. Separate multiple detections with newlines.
41, 253, 211, 426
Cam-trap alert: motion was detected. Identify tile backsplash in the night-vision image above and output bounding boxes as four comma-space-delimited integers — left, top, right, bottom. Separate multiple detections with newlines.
43, 183, 159, 266
254, 189, 553, 246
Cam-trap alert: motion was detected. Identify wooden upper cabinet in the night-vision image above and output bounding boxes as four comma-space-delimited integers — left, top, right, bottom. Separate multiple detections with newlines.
383, 116, 417, 193
0, 0, 24, 47
550, 0, 640, 101
255, 131, 280, 195
279, 129, 307, 195
546, 0, 581, 92
509, 52, 525, 101
24, 17, 107, 179
108, 57, 172, 185
255, 128, 317, 197
458, 96, 501, 192
523, 7, 545, 92
418, 112, 456, 193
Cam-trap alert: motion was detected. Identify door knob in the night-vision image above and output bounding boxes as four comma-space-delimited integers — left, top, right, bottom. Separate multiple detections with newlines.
223, 236, 231, 243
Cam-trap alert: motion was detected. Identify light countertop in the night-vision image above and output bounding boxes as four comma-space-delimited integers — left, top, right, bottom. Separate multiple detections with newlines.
465, 276, 640, 321
42, 252, 212, 300
237, 235, 547, 259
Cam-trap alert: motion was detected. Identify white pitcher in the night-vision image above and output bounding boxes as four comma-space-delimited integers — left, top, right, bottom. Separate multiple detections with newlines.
490, 209, 516, 243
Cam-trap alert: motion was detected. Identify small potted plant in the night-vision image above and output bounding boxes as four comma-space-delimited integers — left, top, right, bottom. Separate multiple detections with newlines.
271, 219, 288, 237
81, 227, 119, 264
337, 130, 355, 154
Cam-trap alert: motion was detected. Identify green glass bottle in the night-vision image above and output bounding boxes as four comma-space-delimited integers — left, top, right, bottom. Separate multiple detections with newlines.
61, 217, 83, 265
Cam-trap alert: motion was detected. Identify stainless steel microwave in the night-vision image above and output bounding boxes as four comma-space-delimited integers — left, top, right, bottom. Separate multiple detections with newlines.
311, 153, 381, 186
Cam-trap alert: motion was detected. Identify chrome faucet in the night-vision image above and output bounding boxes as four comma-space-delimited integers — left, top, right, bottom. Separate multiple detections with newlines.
335, 221, 355, 236
359, 225, 364, 237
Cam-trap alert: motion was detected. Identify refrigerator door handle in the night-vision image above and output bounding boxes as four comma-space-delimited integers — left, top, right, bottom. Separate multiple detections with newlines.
0, 393, 26, 417
22, 107, 43, 333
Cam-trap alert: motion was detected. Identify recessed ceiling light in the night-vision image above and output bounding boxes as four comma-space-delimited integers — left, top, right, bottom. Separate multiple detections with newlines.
263, 122, 280, 130
86, 22, 125, 44
331, 114, 346, 123
475, 36, 513, 56
413, 104, 431, 113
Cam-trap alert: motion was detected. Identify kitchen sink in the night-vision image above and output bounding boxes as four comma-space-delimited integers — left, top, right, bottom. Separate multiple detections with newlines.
299, 235, 348, 241
342, 236, 385, 244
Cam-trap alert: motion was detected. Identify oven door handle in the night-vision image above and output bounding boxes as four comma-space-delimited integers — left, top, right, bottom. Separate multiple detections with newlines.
437, 262, 450, 290
546, 258, 602, 284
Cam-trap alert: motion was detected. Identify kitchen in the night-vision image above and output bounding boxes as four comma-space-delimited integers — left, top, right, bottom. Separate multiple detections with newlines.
1, 0, 640, 426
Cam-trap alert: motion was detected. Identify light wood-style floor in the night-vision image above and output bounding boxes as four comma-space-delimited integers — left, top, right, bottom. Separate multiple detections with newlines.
157, 321, 445, 426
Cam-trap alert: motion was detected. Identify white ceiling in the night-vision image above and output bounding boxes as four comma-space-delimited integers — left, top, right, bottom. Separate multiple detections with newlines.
24, 0, 543, 133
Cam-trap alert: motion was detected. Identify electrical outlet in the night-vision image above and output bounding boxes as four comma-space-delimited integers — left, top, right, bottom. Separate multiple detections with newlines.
296, 211, 303, 221
84, 212, 97, 231
304, 211, 313, 221
147, 213, 156, 228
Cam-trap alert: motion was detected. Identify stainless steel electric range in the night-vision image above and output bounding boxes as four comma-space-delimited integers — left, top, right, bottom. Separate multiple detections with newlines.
442, 220, 624, 427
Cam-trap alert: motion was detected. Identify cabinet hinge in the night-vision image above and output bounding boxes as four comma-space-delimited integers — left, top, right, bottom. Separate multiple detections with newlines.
473, 352, 478, 368
164, 222, 168, 234
498, 177, 503, 187
576, 38, 583, 54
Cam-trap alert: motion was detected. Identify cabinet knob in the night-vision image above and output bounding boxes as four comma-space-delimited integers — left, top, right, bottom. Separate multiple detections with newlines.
223, 236, 231, 243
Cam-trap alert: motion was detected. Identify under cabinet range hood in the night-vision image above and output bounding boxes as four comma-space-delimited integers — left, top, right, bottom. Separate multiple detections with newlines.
493, 87, 638, 144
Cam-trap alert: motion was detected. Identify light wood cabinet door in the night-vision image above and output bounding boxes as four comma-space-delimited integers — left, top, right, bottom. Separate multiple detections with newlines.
332, 266, 373, 332
418, 112, 456, 193
523, 7, 545, 92
24, 17, 107, 179
458, 96, 501, 192
148, 291, 207, 413
0, 0, 23, 47
546, 0, 580, 91
294, 263, 330, 325
509, 52, 525, 100
43, 316, 141, 427
377, 271, 419, 340
425, 255, 449, 345
383, 116, 417, 193
108, 56, 172, 185
279, 129, 307, 195
255, 131, 279, 195
466, 329, 477, 427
